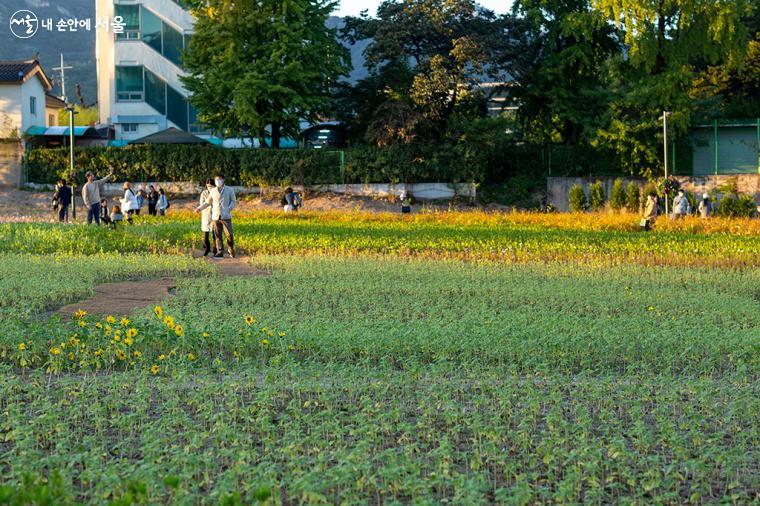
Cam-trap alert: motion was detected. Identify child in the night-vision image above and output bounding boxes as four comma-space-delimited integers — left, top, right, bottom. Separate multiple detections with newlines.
99, 198, 112, 225
110, 204, 124, 227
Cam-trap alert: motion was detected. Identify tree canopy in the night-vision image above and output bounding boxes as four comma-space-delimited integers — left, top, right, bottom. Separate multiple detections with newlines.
182, 0, 349, 148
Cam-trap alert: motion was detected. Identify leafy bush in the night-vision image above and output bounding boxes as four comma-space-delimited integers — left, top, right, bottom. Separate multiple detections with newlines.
715, 194, 756, 218
588, 181, 606, 211
569, 184, 588, 212
610, 178, 626, 211
625, 182, 641, 213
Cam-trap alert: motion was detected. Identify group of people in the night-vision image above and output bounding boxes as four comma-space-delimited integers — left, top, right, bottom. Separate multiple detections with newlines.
642, 189, 714, 229
53, 172, 170, 225
195, 175, 237, 259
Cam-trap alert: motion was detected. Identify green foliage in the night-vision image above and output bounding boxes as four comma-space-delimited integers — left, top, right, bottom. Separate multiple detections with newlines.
182, 0, 349, 147
589, 181, 606, 210
609, 178, 626, 211
569, 184, 588, 212
514, 0, 619, 145
625, 181, 641, 212
57, 105, 99, 127
715, 194, 757, 218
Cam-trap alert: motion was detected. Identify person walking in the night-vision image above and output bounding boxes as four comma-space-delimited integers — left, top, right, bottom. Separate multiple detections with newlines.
698, 193, 713, 218
641, 192, 659, 231
199, 179, 217, 257
120, 182, 139, 224
82, 170, 113, 225
54, 179, 72, 223
672, 189, 688, 219
196, 174, 236, 259
157, 188, 169, 216
147, 185, 159, 216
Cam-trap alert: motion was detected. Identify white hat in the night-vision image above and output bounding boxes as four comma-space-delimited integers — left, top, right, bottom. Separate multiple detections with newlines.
703, 193, 710, 199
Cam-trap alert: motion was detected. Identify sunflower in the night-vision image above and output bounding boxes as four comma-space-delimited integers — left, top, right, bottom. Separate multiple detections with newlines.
244, 315, 255, 326
154, 306, 163, 319
174, 325, 184, 337
74, 309, 87, 320
150, 364, 159, 375
50, 347, 61, 355
106, 315, 116, 325
18, 342, 26, 351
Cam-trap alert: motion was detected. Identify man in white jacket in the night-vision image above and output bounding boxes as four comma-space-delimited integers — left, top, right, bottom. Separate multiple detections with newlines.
196, 174, 236, 258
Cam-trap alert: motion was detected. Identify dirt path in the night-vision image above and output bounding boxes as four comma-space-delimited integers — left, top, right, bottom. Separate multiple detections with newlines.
55, 256, 264, 319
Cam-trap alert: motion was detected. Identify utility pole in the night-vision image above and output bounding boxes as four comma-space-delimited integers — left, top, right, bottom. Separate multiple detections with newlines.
52, 53, 72, 101
661, 111, 671, 216
67, 104, 78, 220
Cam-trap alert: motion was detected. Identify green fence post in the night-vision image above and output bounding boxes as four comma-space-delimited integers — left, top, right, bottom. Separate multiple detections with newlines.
340, 150, 346, 184
713, 119, 718, 176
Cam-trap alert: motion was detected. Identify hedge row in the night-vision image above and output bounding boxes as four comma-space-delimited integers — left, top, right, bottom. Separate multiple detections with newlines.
24, 143, 622, 186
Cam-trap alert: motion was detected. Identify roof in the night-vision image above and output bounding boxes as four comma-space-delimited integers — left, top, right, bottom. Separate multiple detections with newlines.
130, 127, 210, 145
45, 94, 67, 109
0, 59, 53, 90
25, 126, 102, 138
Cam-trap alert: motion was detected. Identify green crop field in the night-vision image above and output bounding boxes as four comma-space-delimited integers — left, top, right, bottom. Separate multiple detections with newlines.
0, 212, 758, 504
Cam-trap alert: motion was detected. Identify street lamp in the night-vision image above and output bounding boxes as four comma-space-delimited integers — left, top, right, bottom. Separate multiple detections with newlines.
66, 104, 78, 220
661, 111, 671, 216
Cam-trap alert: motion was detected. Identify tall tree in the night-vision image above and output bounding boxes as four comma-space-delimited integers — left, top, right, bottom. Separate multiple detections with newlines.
592, 0, 751, 177
513, 0, 619, 145
182, 0, 350, 148
341, 0, 522, 145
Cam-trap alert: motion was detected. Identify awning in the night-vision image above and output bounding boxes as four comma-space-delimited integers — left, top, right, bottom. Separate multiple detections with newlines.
25, 126, 101, 137
130, 127, 210, 145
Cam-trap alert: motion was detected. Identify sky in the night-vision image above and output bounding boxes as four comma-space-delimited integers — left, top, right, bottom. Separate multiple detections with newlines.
335, 0, 513, 17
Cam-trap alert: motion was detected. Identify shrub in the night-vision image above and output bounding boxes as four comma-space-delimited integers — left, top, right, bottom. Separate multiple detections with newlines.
625, 182, 641, 213
569, 184, 588, 212
715, 194, 756, 218
588, 181, 606, 211
610, 179, 626, 211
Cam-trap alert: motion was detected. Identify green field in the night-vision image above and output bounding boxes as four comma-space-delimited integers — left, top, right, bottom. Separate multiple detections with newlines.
0, 214, 758, 504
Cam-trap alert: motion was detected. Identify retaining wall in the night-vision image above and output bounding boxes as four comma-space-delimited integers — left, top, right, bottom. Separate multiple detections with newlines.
24, 181, 477, 200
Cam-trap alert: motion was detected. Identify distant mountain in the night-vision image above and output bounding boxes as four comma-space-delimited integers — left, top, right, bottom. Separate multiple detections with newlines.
0, 0, 97, 103
0, 3, 369, 105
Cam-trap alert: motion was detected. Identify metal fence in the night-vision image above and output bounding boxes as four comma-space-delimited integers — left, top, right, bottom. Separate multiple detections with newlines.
673, 119, 760, 176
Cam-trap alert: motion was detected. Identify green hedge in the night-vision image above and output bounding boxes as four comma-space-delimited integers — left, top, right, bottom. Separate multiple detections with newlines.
24, 142, 621, 186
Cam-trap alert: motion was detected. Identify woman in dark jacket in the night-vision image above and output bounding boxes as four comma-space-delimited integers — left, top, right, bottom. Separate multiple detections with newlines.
147, 185, 159, 216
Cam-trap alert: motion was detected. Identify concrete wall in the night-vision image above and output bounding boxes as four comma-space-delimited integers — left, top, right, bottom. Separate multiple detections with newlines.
0, 85, 22, 138
548, 175, 760, 211
0, 142, 24, 188
24, 181, 477, 200
20, 78, 47, 134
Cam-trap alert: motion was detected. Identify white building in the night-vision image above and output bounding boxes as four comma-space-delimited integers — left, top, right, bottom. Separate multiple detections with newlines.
0, 59, 58, 138
96, 0, 203, 142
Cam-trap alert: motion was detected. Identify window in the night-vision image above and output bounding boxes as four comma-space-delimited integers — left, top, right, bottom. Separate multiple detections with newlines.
30, 96, 36, 115
141, 7, 162, 54
167, 85, 188, 130
144, 68, 166, 114
48, 114, 55, 126
162, 22, 184, 67
115, 4, 140, 39
116, 66, 144, 101
122, 124, 138, 133
188, 104, 208, 133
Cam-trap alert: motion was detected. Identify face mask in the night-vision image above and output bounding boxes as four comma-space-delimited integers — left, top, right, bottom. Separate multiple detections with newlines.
215, 179, 223, 188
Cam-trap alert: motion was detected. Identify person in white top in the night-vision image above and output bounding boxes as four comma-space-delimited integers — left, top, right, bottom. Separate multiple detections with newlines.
120, 181, 138, 224
195, 174, 236, 258
157, 188, 169, 216
198, 179, 217, 256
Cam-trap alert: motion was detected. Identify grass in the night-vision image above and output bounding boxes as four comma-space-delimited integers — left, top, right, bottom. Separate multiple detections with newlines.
0, 214, 758, 503
0, 211, 759, 266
